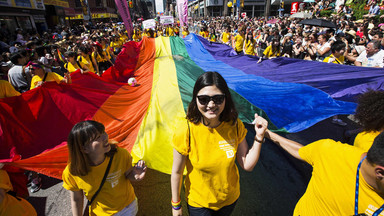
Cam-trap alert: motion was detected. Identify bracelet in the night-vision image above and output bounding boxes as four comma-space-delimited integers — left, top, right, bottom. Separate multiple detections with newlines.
171, 199, 181, 210
254, 136, 265, 143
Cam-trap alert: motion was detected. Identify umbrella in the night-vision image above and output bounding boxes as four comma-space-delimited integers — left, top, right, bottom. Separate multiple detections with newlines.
290, 11, 312, 18
299, 18, 337, 28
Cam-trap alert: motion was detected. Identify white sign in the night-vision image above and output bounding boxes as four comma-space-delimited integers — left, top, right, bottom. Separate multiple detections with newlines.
143, 19, 156, 29
160, 16, 174, 25
241, 12, 246, 18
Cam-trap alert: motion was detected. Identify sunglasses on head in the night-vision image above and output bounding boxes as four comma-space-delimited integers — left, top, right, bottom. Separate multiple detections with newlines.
197, 94, 225, 105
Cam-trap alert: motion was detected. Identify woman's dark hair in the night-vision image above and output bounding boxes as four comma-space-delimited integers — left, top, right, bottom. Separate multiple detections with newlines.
355, 90, 384, 132
245, 31, 253, 44
186, 71, 238, 125
67, 120, 105, 176
35, 46, 46, 57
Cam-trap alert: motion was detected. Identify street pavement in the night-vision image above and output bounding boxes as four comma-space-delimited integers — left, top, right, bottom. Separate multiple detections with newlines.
27, 115, 360, 216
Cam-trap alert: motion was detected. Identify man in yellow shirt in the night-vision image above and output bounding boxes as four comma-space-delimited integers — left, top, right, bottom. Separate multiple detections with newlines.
263, 124, 384, 216
233, 30, 245, 54
27, 61, 71, 89
354, 90, 384, 152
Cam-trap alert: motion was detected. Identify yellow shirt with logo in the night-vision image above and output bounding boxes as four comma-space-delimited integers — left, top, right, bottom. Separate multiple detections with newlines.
295, 139, 384, 216
222, 32, 231, 44
166, 27, 174, 37
244, 39, 256, 55
77, 55, 95, 73
172, 118, 247, 210
263, 45, 281, 58
62, 147, 136, 216
30, 72, 64, 90
234, 34, 245, 52
0, 170, 37, 216
0, 80, 21, 98
354, 131, 381, 152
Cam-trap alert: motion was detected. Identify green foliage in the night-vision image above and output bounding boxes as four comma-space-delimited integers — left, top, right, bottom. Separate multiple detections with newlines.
319, 10, 334, 17
350, 0, 368, 20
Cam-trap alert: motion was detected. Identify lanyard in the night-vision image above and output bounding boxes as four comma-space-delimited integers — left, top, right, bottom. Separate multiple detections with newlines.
355, 156, 384, 216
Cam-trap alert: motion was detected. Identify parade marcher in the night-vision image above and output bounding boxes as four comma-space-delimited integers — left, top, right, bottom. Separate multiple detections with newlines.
8, 52, 31, 93
78, 46, 95, 73
64, 51, 89, 74
0, 166, 37, 216
233, 29, 245, 55
28, 61, 71, 89
91, 42, 113, 76
258, 37, 281, 63
62, 120, 147, 216
171, 72, 267, 216
263, 118, 384, 216
243, 31, 256, 56
354, 90, 384, 152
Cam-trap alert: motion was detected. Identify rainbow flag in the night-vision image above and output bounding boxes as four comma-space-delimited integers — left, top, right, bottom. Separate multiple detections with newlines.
1, 35, 383, 178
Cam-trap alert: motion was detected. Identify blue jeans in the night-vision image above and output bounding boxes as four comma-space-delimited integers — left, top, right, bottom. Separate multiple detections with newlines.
187, 200, 237, 216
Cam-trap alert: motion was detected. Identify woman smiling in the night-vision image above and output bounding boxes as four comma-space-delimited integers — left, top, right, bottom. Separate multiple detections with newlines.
171, 72, 268, 216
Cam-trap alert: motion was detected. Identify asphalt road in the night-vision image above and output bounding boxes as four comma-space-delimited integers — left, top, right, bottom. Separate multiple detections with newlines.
27, 115, 361, 216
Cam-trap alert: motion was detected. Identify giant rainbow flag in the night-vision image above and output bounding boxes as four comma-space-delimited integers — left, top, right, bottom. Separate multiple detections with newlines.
1, 34, 383, 178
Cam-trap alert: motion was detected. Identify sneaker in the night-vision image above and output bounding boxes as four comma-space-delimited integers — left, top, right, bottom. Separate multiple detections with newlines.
30, 177, 42, 193
332, 118, 347, 126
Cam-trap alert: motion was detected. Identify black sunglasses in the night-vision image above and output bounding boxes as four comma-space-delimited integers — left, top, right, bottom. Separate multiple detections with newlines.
197, 94, 225, 105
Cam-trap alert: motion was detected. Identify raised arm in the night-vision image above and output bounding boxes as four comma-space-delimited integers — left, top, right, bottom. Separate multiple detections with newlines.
237, 114, 268, 171
265, 129, 304, 161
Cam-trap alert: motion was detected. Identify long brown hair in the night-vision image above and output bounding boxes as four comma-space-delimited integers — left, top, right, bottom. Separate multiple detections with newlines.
67, 120, 106, 176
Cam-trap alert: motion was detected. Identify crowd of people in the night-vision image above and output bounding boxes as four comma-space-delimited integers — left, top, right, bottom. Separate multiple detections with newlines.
1, 0, 384, 215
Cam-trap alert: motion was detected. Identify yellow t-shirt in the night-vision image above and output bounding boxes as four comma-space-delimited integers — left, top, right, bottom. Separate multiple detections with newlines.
354, 131, 381, 152
132, 33, 141, 42
65, 61, 86, 73
30, 72, 64, 89
323, 54, 345, 64
244, 39, 256, 55
166, 27, 174, 37
199, 31, 209, 39
92, 51, 109, 63
0, 80, 21, 98
77, 55, 95, 73
263, 45, 281, 58
62, 147, 136, 216
0, 170, 37, 216
182, 31, 189, 38
222, 32, 231, 44
209, 34, 217, 42
296, 139, 384, 216
172, 118, 247, 210
119, 34, 128, 43
234, 34, 245, 52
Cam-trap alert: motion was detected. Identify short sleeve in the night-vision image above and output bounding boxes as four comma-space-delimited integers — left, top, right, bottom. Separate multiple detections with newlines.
356, 51, 365, 63
298, 139, 340, 166
62, 165, 81, 191
236, 119, 247, 144
172, 119, 190, 156
51, 72, 64, 83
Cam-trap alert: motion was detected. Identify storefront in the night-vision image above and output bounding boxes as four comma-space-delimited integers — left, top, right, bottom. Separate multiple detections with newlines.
0, 0, 46, 37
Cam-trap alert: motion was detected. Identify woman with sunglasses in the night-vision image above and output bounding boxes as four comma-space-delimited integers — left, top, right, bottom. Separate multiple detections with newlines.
171, 72, 268, 216
28, 61, 71, 90
62, 120, 147, 216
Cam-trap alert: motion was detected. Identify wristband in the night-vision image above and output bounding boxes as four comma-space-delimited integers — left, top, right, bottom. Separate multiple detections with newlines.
254, 136, 265, 143
171, 199, 181, 210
